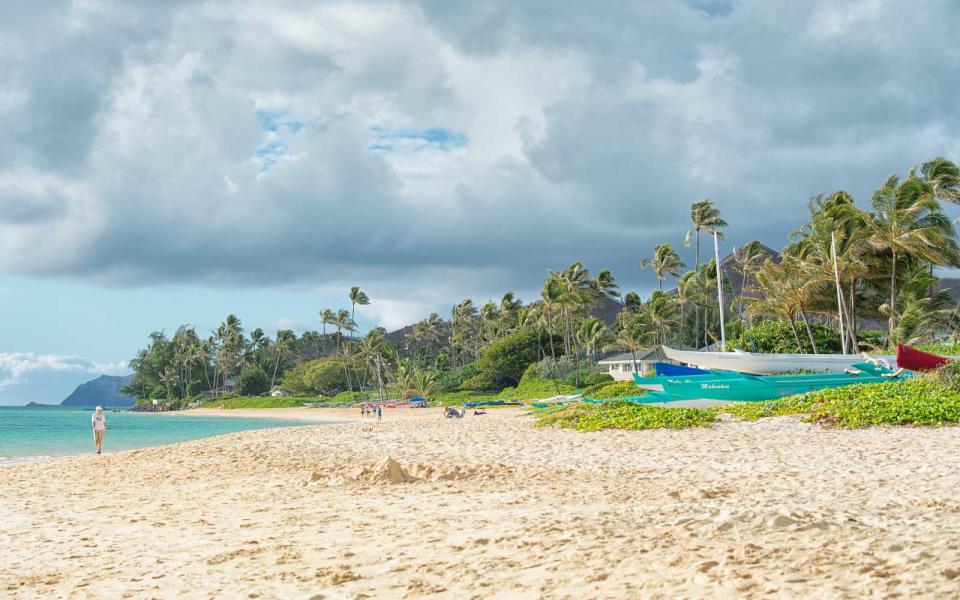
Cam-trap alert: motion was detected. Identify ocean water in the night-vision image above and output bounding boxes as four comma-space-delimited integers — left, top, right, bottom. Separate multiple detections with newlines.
0, 407, 307, 464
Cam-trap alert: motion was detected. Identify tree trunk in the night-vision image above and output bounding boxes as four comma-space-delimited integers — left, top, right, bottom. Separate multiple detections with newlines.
271, 351, 281, 390
889, 251, 898, 348
799, 309, 819, 354
695, 230, 701, 269
788, 318, 803, 353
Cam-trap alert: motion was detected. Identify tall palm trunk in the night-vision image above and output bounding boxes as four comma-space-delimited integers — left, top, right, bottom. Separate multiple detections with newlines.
799, 309, 819, 354
889, 251, 898, 347
271, 351, 282, 389
788, 318, 803, 353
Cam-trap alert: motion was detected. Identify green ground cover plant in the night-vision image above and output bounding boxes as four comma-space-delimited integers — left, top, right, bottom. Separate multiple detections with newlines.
533, 400, 717, 431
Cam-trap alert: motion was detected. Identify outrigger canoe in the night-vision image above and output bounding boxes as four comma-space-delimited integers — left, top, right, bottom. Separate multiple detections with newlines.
656, 362, 910, 402
896, 344, 952, 372
662, 346, 897, 375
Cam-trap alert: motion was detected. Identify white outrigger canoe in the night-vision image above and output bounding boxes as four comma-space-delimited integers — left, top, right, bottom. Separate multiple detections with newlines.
662, 346, 897, 375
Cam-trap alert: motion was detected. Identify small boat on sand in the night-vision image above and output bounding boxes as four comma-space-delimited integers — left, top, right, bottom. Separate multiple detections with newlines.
657, 362, 910, 402
662, 346, 896, 375
896, 344, 952, 372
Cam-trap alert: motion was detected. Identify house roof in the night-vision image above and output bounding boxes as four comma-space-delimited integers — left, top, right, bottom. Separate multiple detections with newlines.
597, 348, 662, 364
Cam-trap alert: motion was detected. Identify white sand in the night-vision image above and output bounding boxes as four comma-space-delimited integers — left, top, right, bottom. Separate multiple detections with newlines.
2, 407, 960, 598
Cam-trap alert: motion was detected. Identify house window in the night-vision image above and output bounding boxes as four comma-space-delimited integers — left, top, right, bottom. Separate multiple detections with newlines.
623, 364, 633, 372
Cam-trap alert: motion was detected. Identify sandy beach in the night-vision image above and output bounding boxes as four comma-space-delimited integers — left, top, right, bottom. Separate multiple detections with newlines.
3, 407, 960, 598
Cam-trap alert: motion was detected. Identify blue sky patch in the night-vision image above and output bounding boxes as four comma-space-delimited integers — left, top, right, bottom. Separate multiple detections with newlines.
368, 126, 468, 152
252, 140, 292, 172
255, 110, 305, 134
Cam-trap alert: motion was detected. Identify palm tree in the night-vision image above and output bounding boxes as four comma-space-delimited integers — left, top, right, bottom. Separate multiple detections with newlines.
641, 243, 685, 290
391, 358, 416, 400
577, 317, 611, 359
270, 330, 295, 390
685, 199, 728, 268
413, 370, 441, 400
357, 328, 390, 401
320, 309, 337, 354
610, 310, 655, 375
868, 174, 959, 344
646, 290, 679, 345
731, 241, 766, 322
918, 156, 960, 206
349, 287, 370, 323
450, 299, 478, 367
498, 292, 522, 336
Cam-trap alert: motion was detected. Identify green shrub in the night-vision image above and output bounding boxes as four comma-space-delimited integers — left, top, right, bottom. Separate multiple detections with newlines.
235, 367, 270, 396
730, 321, 882, 354
499, 378, 575, 399
282, 357, 354, 396
918, 343, 960, 356
149, 385, 166, 400
584, 381, 641, 399
534, 400, 717, 431
439, 362, 482, 391
520, 362, 540, 382
574, 371, 614, 388
460, 331, 553, 390
928, 361, 960, 392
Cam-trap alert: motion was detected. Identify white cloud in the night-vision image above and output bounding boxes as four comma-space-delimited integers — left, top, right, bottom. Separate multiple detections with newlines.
1, 0, 960, 301
0, 353, 128, 389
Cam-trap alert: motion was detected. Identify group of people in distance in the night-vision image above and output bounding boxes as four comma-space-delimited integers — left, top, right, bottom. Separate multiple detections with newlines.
360, 402, 382, 421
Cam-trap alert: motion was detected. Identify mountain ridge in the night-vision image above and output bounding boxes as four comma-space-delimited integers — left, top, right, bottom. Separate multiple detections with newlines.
60, 374, 135, 408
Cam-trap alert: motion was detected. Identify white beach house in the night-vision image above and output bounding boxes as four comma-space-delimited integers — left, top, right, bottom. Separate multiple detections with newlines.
597, 347, 671, 381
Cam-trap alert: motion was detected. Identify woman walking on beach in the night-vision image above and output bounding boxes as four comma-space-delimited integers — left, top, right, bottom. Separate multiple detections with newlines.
91, 406, 107, 454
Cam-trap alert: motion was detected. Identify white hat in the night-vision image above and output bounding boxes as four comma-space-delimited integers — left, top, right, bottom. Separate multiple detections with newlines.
95, 406, 103, 411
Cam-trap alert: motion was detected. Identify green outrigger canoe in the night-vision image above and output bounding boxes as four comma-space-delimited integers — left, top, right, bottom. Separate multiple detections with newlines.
631, 362, 910, 403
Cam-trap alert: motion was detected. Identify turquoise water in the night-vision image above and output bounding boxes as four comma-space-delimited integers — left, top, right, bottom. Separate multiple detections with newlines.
0, 407, 307, 463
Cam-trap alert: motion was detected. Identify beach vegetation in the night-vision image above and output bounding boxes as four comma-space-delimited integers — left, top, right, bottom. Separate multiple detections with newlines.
534, 400, 718, 431
235, 367, 270, 396
583, 381, 641, 399
123, 157, 960, 411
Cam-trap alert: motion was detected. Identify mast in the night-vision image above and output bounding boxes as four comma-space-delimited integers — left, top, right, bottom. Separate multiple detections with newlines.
713, 231, 726, 352
831, 232, 848, 354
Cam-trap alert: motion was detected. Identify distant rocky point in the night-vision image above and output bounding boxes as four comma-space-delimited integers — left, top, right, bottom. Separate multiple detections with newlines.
60, 375, 135, 408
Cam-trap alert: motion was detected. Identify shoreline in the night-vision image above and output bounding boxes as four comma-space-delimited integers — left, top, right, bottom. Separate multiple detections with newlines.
0, 409, 335, 467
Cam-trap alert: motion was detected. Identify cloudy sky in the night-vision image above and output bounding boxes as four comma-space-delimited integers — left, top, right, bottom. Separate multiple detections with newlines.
2, 0, 960, 404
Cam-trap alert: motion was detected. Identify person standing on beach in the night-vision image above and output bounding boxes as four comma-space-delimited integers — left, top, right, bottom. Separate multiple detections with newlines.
376, 404, 382, 422
91, 406, 107, 454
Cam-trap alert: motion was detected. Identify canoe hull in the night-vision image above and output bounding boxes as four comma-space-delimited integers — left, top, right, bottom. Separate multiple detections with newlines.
662, 346, 896, 374
896, 344, 951, 372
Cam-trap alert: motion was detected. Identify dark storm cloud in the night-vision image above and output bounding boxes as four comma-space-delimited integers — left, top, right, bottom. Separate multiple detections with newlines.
1, 0, 960, 312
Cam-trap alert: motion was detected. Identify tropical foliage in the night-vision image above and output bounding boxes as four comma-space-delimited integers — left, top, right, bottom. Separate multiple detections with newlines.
125, 156, 960, 405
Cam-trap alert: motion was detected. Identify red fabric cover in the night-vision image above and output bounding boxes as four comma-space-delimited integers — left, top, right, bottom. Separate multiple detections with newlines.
896, 344, 950, 372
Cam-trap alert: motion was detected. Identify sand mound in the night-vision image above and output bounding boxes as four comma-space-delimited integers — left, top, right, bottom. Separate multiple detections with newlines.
313, 458, 517, 487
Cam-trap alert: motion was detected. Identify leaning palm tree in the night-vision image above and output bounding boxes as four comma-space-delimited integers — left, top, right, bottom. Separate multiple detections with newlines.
867, 174, 959, 344
684, 199, 728, 268
348, 287, 370, 323
641, 243, 685, 290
